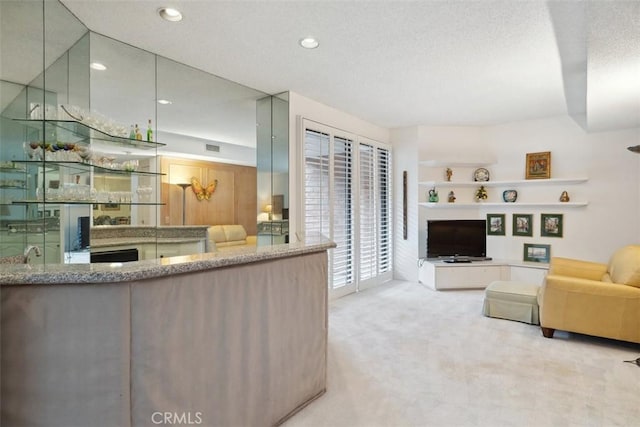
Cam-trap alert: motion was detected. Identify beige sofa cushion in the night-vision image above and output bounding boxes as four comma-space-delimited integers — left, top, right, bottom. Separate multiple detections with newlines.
208, 225, 227, 243
607, 245, 640, 288
223, 225, 247, 242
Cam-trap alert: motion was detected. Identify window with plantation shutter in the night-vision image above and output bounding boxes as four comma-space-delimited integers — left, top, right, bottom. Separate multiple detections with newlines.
332, 136, 354, 288
304, 128, 355, 293
359, 143, 392, 284
303, 130, 330, 241
302, 121, 391, 297
359, 144, 376, 281
377, 147, 391, 273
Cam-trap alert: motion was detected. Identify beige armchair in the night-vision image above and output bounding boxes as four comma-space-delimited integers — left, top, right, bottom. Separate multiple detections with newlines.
539, 245, 640, 344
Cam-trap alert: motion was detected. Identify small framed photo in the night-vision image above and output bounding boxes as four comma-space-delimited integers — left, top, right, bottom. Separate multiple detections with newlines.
102, 203, 120, 211
487, 213, 506, 236
525, 151, 551, 179
523, 243, 551, 263
512, 214, 533, 236
541, 213, 563, 237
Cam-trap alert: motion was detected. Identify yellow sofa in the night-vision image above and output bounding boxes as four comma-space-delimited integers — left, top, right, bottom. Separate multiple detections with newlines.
538, 245, 640, 344
206, 225, 257, 252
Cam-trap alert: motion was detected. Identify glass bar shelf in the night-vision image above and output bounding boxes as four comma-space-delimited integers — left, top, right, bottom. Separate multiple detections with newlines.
15, 119, 166, 149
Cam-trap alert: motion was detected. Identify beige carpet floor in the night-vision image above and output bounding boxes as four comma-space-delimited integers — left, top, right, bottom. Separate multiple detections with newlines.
283, 281, 640, 427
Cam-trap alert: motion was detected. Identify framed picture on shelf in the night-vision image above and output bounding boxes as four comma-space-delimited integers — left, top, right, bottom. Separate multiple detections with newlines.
523, 243, 551, 263
525, 151, 551, 179
541, 213, 563, 237
512, 214, 533, 236
486, 213, 506, 236
102, 203, 120, 211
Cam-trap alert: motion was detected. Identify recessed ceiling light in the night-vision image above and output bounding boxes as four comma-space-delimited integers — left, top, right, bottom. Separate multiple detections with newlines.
158, 7, 183, 22
299, 37, 319, 49
90, 62, 107, 71
158, 99, 172, 105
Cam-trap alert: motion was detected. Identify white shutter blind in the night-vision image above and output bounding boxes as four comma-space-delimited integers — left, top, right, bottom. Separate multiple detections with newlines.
304, 130, 330, 240
377, 147, 391, 273
303, 121, 391, 295
359, 144, 377, 281
332, 136, 354, 288
359, 144, 392, 280
304, 128, 355, 290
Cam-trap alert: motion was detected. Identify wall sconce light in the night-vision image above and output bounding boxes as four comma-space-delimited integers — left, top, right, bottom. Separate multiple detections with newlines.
177, 183, 191, 225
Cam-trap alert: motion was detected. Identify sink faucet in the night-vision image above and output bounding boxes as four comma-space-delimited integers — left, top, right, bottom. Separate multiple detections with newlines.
23, 245, 42, 263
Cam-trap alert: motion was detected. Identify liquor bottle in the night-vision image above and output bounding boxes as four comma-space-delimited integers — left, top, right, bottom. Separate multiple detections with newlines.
146, 119, 153, 142
129, 125, 135, 140
135, 124, 142, 141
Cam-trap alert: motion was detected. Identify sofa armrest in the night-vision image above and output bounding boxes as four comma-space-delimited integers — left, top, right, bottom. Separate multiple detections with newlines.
540, 274, 640, 342
246, 235, 257, 245
548, 257, 607, 281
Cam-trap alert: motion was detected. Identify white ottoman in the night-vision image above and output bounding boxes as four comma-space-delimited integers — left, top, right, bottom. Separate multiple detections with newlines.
483, 281, 540, 325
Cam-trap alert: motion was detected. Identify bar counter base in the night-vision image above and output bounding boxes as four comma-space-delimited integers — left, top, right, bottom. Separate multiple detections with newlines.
1, 250, 329, 427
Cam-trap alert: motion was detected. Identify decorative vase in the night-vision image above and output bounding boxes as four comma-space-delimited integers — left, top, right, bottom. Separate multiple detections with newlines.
428, 187, 439, 203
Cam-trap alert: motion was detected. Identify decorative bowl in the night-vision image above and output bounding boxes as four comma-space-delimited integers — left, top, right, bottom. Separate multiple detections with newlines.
502, 190, 518, 203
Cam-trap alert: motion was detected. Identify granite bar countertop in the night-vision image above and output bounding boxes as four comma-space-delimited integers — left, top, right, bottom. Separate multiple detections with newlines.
91, 225, 209, 239
90, 225, 209, 248
91, 237, 206, 249
0, 239, 335, 286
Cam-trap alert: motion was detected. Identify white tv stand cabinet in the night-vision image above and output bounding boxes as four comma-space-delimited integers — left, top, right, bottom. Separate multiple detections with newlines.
419, 259, 549, 290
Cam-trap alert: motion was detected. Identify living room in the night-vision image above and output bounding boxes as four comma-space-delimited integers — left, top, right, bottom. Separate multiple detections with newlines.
2, 1, 639, 426
68, 2, 639, 426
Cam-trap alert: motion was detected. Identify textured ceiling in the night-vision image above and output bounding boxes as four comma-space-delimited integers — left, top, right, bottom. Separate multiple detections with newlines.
60, 0, 640, 132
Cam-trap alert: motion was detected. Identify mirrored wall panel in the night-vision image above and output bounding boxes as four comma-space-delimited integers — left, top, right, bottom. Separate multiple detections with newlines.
0, 0, 89, 264
0, 0, 290, 264
256, 93, 289, 246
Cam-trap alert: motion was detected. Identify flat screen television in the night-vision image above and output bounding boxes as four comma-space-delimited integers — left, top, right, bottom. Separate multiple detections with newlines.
426, 219, 487, 260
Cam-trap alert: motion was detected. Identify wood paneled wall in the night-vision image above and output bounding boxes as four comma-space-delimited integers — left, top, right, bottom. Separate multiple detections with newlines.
160, 157, 257, 235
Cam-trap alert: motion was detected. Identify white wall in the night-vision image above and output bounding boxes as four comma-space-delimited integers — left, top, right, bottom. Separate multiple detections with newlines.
392, 127, 420, 281
393, 115, 640, 273
485, 116, 640, 262
415, 125, 490, 260
287, 91, 390, 242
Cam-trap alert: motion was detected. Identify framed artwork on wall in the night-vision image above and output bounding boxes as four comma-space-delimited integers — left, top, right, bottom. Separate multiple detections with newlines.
512, 214, 533, 236
525, 151, 551, 179
523, 243, 551, 263
487, 213, 506, 236
541, 213, 563, 237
